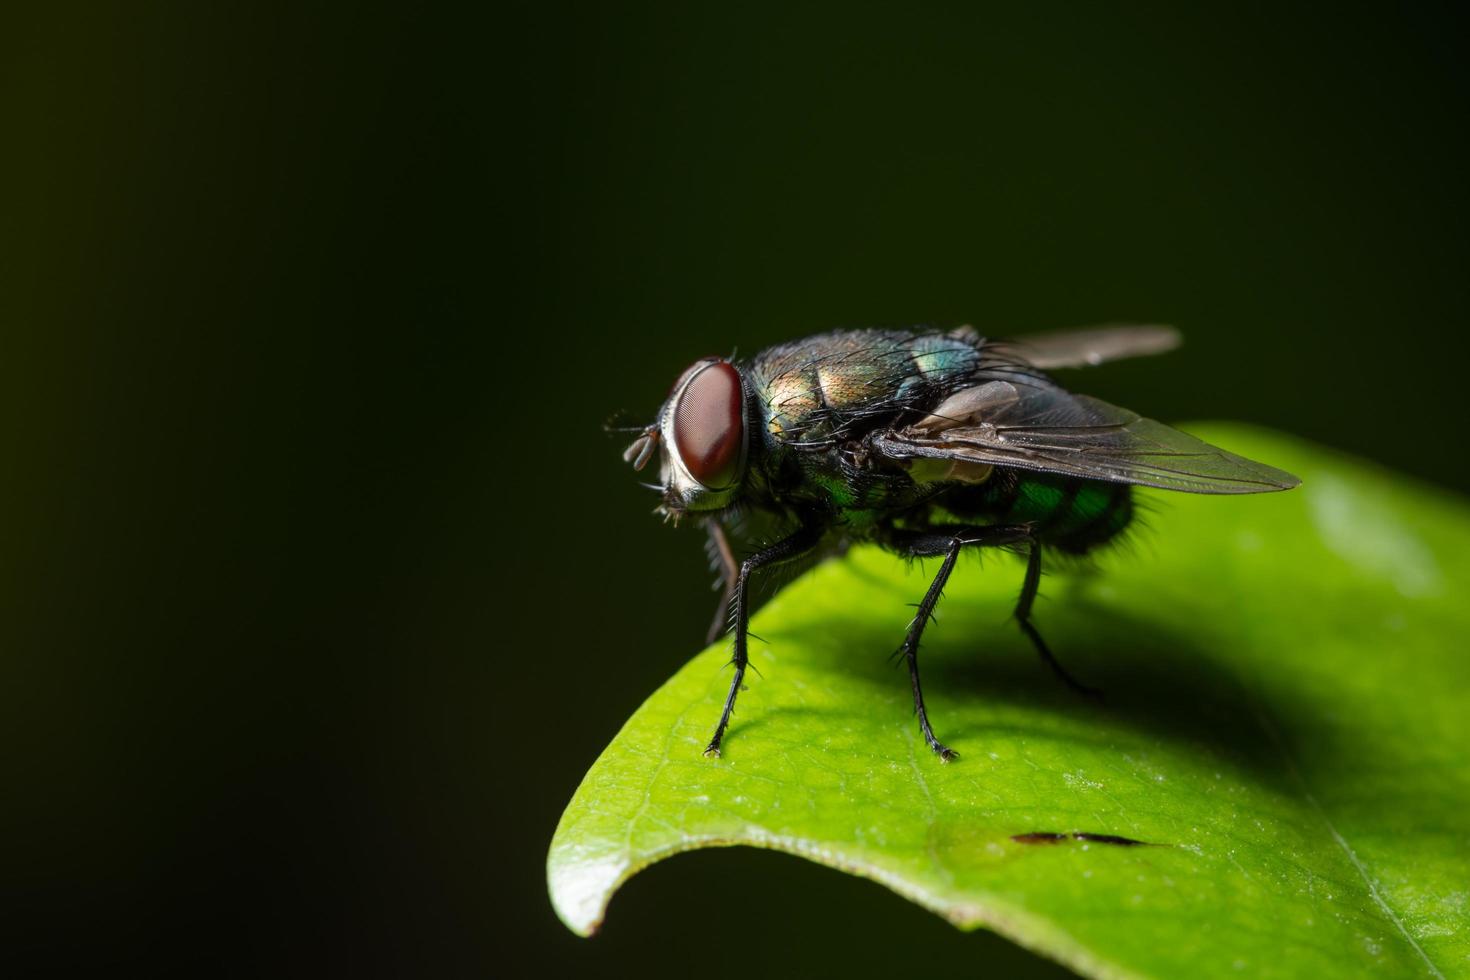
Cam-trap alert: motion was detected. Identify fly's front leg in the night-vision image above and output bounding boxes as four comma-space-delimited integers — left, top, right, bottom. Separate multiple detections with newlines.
886, 523, 1033, 761
703, 521, 738, 646
1015, 540, 1101, 700
704, 521, 826, 758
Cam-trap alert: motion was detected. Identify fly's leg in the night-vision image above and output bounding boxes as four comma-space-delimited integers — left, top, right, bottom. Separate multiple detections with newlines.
901, 544, 963, 762
703, 521, 738, 646
1016, 541, 1102, 700
888, 524, 1034, 762
704, 521, 825, 759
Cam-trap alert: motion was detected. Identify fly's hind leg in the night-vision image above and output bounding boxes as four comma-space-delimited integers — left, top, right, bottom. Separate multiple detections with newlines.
1016, 540, 1102, 700
887, 523, 1034, 761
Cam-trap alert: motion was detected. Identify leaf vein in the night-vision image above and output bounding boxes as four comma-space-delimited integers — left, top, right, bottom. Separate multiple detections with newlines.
1255, 709, 1445, 979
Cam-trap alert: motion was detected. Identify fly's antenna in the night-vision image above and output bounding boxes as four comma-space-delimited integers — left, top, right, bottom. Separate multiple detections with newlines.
607, 409, 661, 471
621, 424, 660, 471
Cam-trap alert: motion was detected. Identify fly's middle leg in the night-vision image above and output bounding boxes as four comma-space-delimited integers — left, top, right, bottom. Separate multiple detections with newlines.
886, 523, 1033, 761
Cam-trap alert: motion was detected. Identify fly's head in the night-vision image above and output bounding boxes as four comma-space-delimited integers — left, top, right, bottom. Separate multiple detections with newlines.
623, 358, 750, 521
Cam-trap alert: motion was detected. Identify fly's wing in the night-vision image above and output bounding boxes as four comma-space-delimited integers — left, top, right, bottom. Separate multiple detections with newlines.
992, 324, 1181, 369
872, 376, 1300, 494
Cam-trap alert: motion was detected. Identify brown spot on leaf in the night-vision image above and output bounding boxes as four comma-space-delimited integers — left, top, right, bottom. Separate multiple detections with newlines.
1011, 831, 1153, 846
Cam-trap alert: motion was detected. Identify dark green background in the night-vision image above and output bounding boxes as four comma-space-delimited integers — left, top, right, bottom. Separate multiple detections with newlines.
3, 2, 1465, 976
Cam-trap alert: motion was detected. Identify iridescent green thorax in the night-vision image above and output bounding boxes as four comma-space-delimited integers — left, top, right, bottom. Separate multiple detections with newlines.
749, 329, 981, 447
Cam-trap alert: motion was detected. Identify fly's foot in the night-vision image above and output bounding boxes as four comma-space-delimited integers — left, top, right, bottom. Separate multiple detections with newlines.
922, 734, 958, 763
702, 741, 722, 759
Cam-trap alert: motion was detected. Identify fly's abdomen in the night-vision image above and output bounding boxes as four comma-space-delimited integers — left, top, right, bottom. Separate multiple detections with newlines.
996, 475, 1134, 554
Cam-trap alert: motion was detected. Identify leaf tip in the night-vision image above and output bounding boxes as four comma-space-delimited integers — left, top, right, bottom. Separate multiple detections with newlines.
546, 845, 622, 937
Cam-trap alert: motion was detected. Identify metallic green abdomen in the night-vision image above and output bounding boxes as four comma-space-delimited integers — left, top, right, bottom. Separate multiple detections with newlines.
943, 471, 1134, 554
1000, 476, 1134, 553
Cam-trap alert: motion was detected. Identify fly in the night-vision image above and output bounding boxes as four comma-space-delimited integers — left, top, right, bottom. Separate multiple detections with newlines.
619, 324, 1299, 762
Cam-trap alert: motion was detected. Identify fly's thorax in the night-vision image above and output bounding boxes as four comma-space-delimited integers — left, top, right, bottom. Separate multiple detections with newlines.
753, 329, 982, 444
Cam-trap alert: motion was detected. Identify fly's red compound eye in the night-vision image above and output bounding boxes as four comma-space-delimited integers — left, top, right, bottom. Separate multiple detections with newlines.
672, 361, 744, 488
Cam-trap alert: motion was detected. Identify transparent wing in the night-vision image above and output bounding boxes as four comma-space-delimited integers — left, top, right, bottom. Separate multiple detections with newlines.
993, 324, 1181, 369
873, 377, 1300, 494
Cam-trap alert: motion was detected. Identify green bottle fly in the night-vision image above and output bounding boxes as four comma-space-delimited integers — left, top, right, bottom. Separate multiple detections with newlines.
621, 324, 1298, 761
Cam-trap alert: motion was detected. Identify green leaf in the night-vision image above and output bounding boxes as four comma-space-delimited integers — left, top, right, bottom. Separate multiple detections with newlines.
548, 425, 1470, 979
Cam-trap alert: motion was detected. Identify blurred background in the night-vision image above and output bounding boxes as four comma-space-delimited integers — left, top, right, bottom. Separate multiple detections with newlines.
3, 2, 1466, 975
